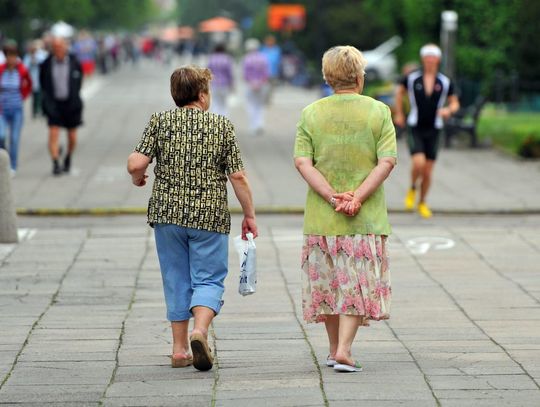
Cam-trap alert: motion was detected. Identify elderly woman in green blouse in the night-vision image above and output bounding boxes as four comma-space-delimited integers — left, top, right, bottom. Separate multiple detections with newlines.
294, 46, 397, 373
128, 66, 257, 372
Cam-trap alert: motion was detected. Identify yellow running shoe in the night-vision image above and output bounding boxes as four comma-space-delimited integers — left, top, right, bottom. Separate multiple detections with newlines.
417, 202, 433, 219
404, 188, 416, 211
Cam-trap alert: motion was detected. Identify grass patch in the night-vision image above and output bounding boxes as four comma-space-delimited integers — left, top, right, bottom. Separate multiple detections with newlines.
478, 105, 540, 157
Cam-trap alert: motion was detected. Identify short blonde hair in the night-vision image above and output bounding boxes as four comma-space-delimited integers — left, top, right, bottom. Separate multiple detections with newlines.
322, 46, 367, 91
170, 66, 212, 107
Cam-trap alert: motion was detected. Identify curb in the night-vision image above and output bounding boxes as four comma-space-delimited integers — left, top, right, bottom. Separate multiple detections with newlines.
16, 207, 540, 216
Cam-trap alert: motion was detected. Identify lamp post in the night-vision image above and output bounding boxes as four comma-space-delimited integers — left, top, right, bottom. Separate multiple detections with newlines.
440, 10, 458, 80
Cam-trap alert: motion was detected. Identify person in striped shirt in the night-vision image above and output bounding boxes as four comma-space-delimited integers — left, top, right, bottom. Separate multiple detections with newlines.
0, 41, 32, 176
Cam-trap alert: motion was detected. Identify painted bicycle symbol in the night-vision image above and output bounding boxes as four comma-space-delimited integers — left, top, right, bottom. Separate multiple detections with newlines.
406, 237, 455, 255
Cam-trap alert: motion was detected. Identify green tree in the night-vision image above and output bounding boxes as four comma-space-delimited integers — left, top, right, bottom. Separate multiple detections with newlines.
89, 0, 158, 30
260, 0, 399, 71
265, 0, 533, 93
452, 0, 519, 81
0, 0, 158, 46
514, 0, 540, 82
176, 0, 267, 26
19, 0, 95, 27
398, 0, 443, 63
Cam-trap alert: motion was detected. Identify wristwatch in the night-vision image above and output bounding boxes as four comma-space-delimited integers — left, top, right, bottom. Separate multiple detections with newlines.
330, 197, 337, 208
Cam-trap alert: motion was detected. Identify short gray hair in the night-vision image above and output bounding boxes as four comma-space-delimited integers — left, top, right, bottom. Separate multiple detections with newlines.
322, 46, 367, 91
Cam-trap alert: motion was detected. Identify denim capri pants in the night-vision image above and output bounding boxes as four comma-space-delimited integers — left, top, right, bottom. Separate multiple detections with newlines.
154, 224, 229, 321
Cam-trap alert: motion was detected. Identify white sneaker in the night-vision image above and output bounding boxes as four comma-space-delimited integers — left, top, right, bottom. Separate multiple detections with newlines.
10, 169, 16, 178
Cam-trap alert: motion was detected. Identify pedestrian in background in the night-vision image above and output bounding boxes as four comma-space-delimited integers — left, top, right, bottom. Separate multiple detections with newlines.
73, 30, 97, 77
127, 66, 258, 372
40, 37, 84, 175
242, 38, 269, 136
23, 40, 48, 118
260, 34, 281, 103
207, 43, 234, 117
294, 46, 396, 373
0, 40, 32, 176
394, 44, 460, 218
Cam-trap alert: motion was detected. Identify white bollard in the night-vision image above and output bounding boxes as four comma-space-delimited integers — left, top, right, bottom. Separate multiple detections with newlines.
0, 149, 18, 243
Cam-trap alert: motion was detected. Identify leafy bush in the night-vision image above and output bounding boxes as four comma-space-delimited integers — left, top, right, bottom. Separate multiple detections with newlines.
477, 106, 540, 158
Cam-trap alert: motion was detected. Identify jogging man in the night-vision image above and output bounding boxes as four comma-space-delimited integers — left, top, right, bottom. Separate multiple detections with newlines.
394, 44, 460, 218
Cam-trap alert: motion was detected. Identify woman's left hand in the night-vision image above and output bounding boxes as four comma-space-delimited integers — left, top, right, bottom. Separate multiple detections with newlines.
333, 191, 361, 216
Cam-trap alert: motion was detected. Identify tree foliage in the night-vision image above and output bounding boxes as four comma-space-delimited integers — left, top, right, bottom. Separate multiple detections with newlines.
0, 0, 158, 44
259, 0, 537, 86
176, 0, 267, 27
514, 0, 539, 82
2, 0, 537, 86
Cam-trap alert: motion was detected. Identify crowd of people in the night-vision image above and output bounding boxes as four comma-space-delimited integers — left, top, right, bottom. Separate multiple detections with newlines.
1, 28, 458, 220
0, 30, 302, 176
0, 30, 150, 177
205, 34, 312, 136
206, 34, 286, 136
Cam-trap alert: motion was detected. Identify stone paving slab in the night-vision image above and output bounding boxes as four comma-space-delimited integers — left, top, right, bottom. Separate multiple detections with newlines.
440, 400, 540, 407
102, 396, 211, 407
328, 402, 436, 407
0, 387, 104, 404
0, 403, 99, 407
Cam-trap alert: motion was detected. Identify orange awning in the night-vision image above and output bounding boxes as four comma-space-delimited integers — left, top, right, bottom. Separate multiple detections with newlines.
199, 17, 237, 33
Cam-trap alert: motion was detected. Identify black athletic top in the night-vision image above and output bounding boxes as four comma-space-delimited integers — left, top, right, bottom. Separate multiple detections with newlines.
400, 70, 454, 130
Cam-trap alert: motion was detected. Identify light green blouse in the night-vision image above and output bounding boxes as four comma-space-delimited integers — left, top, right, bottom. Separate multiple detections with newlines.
294, 93, 397, 236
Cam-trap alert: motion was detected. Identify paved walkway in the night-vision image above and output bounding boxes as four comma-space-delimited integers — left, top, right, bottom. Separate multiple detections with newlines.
1, 215, 540, 406
1, 59, 540, 406
9, 59, 540, 213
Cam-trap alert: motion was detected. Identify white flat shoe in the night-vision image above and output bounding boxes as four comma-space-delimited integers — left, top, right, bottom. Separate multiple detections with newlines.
326, 356, 337, 367
334, 361, 363, 372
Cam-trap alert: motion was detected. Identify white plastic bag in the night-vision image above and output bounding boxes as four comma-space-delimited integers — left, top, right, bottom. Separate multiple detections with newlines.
234, 233, 257, 296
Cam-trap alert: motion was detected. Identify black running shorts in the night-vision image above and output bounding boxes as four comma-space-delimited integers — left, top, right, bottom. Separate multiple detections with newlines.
46, 100, 83, 129
407, 127, 440, 161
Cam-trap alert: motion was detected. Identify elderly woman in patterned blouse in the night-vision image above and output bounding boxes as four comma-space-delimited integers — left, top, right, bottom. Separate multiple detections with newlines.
127, 66, 258, 371
294, 46, 397, 373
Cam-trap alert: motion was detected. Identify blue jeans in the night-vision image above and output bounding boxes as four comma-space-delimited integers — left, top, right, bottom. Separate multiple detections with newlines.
154, 224, 229, 321
0, 107, 23, 170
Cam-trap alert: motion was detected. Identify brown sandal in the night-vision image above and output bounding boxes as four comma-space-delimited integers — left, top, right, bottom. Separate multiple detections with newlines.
190, 332, 213, 371
171, 353, 193, 368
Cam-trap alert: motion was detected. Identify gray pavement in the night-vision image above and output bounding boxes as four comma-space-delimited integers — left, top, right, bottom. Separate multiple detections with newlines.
1, 214, 540, 406
1, 59, 540, 406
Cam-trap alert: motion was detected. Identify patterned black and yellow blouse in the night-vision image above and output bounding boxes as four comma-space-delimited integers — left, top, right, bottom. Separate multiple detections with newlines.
134, 108, 244, 234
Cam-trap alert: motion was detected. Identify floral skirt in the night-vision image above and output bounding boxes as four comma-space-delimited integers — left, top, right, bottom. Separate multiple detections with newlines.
301, 234, 391, 325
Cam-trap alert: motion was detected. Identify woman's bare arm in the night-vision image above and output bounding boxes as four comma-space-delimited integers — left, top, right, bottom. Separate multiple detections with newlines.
229, 170, 258, 239
294, 157, 335, 203
127, 152, 151, 187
